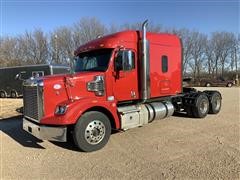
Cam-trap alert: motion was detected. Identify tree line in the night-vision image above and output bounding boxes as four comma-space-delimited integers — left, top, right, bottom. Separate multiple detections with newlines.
0, 17, 239, 80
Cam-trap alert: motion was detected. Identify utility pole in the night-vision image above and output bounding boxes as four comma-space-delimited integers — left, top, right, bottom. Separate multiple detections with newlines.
54, 34, 58, 63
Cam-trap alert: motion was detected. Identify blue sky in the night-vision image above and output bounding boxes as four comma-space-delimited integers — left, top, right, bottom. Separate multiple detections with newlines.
1, 0, 239, 36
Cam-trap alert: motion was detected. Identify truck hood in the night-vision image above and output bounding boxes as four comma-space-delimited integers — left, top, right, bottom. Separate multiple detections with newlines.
43, 71, 105, 99
43, 71, 101, 81
42, 71, 105, 117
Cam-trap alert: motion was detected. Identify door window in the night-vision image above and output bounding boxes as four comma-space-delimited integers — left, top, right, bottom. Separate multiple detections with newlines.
115, 50, 135, 71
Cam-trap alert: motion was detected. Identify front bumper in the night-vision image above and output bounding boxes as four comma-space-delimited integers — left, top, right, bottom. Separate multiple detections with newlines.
23, 118, 67, 142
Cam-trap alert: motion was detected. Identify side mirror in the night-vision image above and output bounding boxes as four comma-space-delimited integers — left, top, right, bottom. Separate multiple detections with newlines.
15, 73, 25, 81
67, 57, 75, 74
15, 71, 27, 81
15, 73, 20, 80
114, 53, 123, 72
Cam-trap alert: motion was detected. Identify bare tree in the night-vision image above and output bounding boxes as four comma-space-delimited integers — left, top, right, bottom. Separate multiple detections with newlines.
236, 34, 240, 72
50, 26, 74, 64
18, 29, 48, 64
108, 23, 120, 34
230, 34, 240, 73
189, 31, 207, 80
205, 39, 216, 77
210, 33, 221, 77
121, 21, 162, 32
171, 28, 195, 75
230, 36, 237, 72
0, 37, 22, 67
210, 32, 235, 77
218, 32, 235, 76
73, 17, 107, 47
0, 16, 238, 79
34, 29, 49, 64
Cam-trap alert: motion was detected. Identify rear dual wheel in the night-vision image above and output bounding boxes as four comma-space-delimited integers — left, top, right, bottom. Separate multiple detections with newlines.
0, 91, 7, 98
192, 94, 209, 118
186, 91, 221, 118
11, 91, 18, 98
0, 91, 18, 98
186, 93, 209, 118
208, 91, 221, 114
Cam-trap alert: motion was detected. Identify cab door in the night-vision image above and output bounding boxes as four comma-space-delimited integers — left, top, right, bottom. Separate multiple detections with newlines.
112, 50, 139, 102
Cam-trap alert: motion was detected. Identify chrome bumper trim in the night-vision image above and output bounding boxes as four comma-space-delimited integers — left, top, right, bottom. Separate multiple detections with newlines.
24, 116, 39, 123
23, 118, 67, 142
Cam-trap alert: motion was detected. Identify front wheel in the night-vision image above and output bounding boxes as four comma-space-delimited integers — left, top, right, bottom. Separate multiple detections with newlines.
73, 111, 111, 152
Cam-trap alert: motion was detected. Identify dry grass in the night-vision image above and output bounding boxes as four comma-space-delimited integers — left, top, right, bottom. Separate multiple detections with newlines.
0, 98, 23, 119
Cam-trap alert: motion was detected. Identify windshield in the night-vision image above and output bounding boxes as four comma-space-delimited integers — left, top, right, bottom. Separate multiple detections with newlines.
74, 49, 113, 72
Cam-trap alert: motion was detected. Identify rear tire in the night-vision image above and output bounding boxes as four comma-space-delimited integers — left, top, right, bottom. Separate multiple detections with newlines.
192, 94, 209, 118
10, 91, 18, 98
73, 111, 111, 152
208, 91, 221, 114
0, 91, 7, 98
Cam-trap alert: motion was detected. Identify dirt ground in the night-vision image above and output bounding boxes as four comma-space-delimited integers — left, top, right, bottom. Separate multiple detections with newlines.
0, 87, 239, 179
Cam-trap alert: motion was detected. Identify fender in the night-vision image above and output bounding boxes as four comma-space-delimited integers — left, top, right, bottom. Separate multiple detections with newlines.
40, 97, 120, 129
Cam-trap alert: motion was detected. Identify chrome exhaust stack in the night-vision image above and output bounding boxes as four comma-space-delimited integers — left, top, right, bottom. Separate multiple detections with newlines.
140, 20, 150, 102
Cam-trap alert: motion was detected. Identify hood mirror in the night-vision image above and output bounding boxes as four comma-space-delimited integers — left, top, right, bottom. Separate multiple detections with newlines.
67, 57, 75, 74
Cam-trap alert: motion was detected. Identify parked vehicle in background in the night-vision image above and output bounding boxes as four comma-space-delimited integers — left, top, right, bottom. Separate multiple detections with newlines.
0, 64, 70, 98
183, 77, 202, 87
183, 77, 195, 87
201, 77, 235, 87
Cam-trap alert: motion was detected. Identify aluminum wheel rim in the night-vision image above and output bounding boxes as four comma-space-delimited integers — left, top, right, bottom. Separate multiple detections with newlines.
213, 96, 221, 110
0, 92, 5, 97
85, 120, 106, 145
11, 92, 16, 98
200, 99, 208, 114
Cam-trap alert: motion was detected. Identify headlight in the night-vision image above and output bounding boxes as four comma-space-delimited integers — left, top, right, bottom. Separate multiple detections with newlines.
55, 105, 68, 115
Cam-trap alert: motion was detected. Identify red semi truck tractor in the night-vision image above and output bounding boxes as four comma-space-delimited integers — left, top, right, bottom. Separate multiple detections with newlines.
23, 21, 222, 152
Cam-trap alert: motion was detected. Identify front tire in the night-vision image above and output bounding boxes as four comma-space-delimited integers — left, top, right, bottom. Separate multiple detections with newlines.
73, 111, 111, 152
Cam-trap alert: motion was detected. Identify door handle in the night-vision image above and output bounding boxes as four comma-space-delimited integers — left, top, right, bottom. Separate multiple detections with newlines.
131, 91, 136, 98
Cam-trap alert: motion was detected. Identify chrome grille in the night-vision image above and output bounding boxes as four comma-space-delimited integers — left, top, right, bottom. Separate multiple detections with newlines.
23, 85, 43, 122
